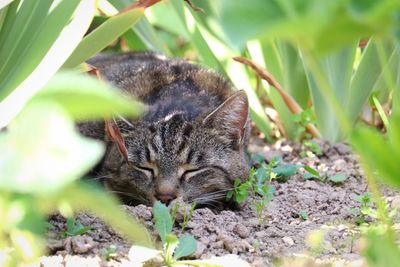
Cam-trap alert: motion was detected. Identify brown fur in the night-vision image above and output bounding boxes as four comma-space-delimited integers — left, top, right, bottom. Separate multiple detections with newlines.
80, 52, 250, 206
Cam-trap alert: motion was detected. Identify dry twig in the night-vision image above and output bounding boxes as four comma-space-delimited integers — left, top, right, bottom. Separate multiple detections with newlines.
233, 56, 321, 138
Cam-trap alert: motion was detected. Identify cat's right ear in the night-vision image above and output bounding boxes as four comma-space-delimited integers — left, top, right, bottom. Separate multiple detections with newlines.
202, 90, 249, 147
105, 118, 129, 162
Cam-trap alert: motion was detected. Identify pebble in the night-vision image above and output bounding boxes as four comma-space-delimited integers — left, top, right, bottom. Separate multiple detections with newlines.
233, 223, 250, 238
46, 239, 65, 253
220, 234, 236, 253
282, 236, 294, 246
213, 240, 224, 249
71, 236, 95, 254
391, 196, 400, 209
333, 159, 346, 171
255, 231, 267, 239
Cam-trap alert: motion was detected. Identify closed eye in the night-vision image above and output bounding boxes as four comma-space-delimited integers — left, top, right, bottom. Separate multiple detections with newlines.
181, 168, 203, 181
135, 165, 154, 177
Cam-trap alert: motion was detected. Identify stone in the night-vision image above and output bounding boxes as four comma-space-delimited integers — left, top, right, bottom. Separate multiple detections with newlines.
282, 236, 294, 246
233, 223, 250, 238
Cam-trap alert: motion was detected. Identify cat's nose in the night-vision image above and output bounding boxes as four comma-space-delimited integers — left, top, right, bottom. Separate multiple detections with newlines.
155, 192, 177, 204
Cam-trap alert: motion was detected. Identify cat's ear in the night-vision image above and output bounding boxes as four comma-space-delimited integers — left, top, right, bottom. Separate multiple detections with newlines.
105, 118, 129, 162
202, 90, 249, 145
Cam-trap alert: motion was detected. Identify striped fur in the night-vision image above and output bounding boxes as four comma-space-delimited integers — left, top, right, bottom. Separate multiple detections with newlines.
80, 52, 250, 206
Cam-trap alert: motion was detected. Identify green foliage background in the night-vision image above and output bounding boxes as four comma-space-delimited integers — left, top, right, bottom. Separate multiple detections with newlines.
0, 0, 400, 266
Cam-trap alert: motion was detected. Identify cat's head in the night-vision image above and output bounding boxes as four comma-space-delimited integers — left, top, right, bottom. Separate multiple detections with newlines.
101, 91, 250, 206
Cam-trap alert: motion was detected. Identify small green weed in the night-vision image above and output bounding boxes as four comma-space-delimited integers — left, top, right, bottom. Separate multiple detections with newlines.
351, 192, 375, 225
228, 156, 303, 220
293, 109, 323, 157
171, 201, 196, 232
62, 217, 91, 237
101, 245, 118, 261
153, 201, 197, 266
303, 166, 349, 184
229, 154, 349, 222
302, 140, 323, 157
299, 210, 309, 221
293, 108, 316, 141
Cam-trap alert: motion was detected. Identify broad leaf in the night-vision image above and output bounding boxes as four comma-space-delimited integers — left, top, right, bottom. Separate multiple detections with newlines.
273, 164, 302, 178
363, 228, 400, 267
0, 0, 96, 128
153, 201, 173, 243
0, 0, 13, 10
62, 7, 144, 68
328, 173, 348, 183
32, 72, 145, 120
0, 101, 103, 194
351, 120, 400, 189
303, 165, 321, 178
218, 0, 399, 53
174, 234, 197, 260
57, 182, 153, 247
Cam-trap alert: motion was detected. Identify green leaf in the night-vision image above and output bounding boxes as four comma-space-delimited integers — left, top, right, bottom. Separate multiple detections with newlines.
272, 164, 302, 178
254, 167, 268, 184
0, 0, 96, 127
353, 193, 371, 204
299, 210, 309, 220
304, 42, 358, 142
303, 173, 316, 180
351, 125, 400, 189
329, 173, 348, 183
56, 182, 153, 247
174, 234, 197, 260
63, 217, 91, 237
0, 0, 13, 10
108, 0, 171, 53
349, 40, 398, 126
164, 233, 179, 264
0, 101, 104, 194
363, 228, 400, 267
153, 201, 173, 243
32, 72, 145, 120
251, 154, 265, 165
0, 0, 94, 100
62, 8, 144, 68
303, 165, 321, 178
235, 189, 249, 204
218, 0, 399, 53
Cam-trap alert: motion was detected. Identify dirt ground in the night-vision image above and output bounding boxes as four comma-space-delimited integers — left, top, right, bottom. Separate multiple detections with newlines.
39, 137, 400, 267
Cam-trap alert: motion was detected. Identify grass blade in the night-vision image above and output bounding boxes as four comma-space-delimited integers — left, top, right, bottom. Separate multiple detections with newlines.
0, 0, 85, 100
349, 40, 397, 125
62, 8, 144, 68
0, 0, 96, 128
31, 72, 145, 120
303, 43, 357, 142
56, 182, 154, 247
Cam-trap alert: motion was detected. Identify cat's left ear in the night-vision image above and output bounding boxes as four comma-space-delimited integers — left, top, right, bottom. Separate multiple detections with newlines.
203, 90, 249, 146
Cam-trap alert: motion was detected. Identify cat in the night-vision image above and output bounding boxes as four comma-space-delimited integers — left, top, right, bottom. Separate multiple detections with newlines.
79, 52, 250, 207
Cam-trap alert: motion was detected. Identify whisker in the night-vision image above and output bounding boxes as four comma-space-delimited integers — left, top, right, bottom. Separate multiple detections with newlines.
117, 114, 134, 128
107, 190, 143, 201
91, 175, 113, 181
201, 188, 235, 196
199, 192, 228, 199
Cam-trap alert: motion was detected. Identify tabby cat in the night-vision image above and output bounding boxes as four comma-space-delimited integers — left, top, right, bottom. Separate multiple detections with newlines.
80, 52, 250, 207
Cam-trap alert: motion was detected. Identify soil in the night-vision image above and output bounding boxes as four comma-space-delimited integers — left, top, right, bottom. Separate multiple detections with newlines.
38, 137, 400, 267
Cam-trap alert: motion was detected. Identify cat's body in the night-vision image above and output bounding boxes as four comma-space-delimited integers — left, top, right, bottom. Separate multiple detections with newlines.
80, 52, 250, 206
